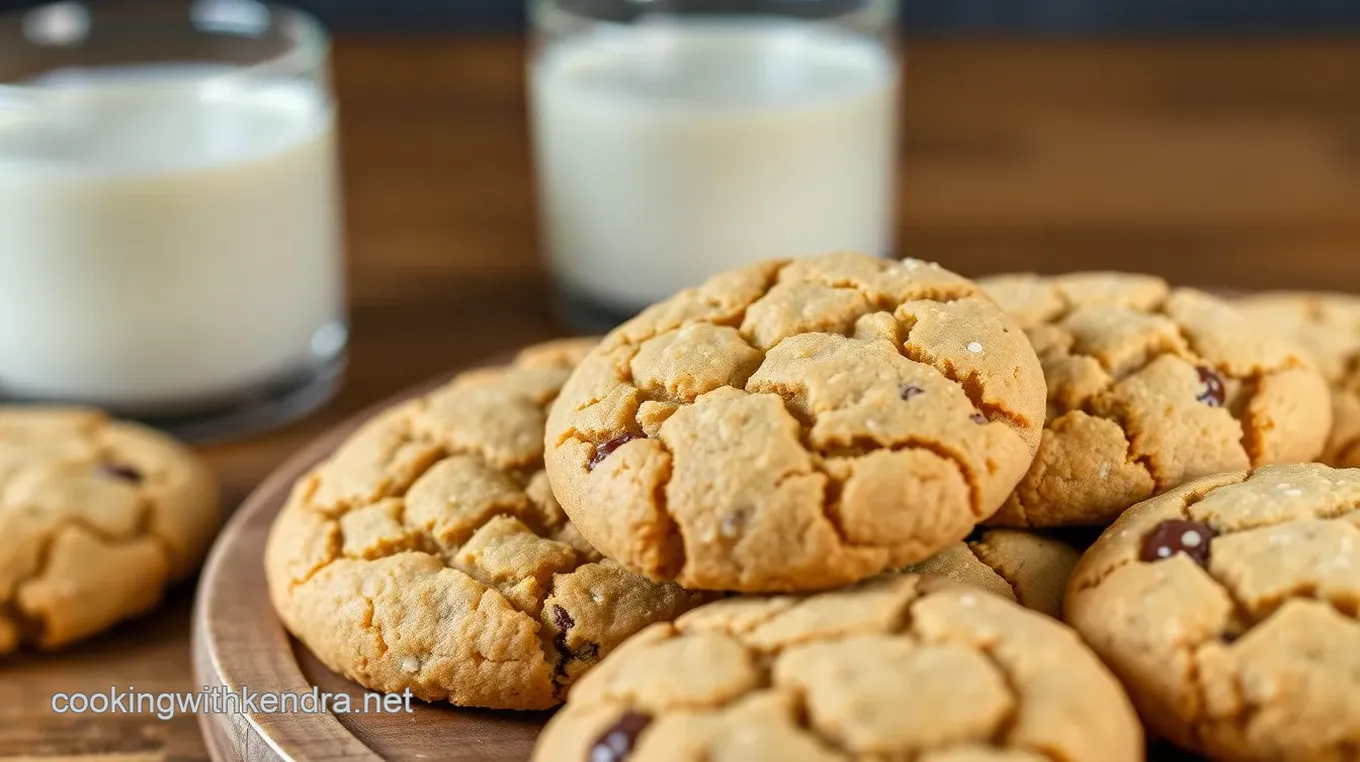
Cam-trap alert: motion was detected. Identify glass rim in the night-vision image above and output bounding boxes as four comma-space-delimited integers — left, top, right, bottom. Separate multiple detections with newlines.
530, 0, 898, 25
0, 0, 330, 100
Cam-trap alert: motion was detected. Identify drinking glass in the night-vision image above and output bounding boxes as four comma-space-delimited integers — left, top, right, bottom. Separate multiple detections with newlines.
0, 0, 346, 440
529, 0, 900, 329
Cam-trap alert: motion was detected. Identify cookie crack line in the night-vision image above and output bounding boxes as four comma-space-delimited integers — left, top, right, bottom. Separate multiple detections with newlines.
900, 593, 1067, 762
1179, 562, 1360, 752
314, 493, 594, 695
893, 328, 1033, 433
1185, 590, 1360, 761
295, 418, 570, 586
969, 644, 1031, 758
0, 596, 45, 648
1041, 299, 1300, 463
1041, 280, 1086, 325
964, 542, 1023, 603
781, 683, 861, 760
611, 260, 790, 354
0, 509, 180, 648
1001, 401, 1155, 527
813, 436, 983, 521
717, 260, 790, 336
1084, 403, 1157, 481
287, 499, 593, 689
306, 383, 565, 523
734, 335, 996, 517
720, 271, 1030, 433
799, 268, 979, 315
357, 595, 388, 658
4, 518, 65, 648
640, 434, 689, 581
540, 572, 572, 699
1173, 470, 1360, 545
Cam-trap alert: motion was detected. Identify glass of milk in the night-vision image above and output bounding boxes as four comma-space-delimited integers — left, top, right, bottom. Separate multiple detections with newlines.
530, 0, 900, 328
0, 0, 345, 440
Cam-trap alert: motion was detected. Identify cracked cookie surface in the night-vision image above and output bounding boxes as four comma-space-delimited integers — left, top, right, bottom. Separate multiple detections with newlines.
544, 253, 1046, 592
264, 339, 710, 710
1066, 463, 1360, 761
0, 407, 218, 653
1235, 292, 1360, 468
902, 529, 1080, 618
534, 574, 1142, 762
980, 272, 1330, 527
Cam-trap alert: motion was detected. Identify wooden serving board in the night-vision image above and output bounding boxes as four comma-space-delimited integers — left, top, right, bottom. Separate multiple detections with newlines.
191, 360, 550, 762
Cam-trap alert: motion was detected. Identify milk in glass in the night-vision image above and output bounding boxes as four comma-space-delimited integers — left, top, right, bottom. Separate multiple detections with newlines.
0, 68, 344, 414
532, 18, 898, 313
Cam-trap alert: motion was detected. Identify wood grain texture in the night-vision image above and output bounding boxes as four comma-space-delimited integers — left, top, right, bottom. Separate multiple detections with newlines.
3, 33, 1360, 760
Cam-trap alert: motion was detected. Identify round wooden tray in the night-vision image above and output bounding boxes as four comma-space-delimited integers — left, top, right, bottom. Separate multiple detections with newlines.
191, 360, 549, 762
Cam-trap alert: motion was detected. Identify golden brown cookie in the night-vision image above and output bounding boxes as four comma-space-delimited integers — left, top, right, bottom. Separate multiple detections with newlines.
264, 339, 710, 710
1235, 291, 1360, 467
535, 574, 1143, 762
0, 407, 219, 653
545, 253, 1047, 593
980, 272, 1330, 527
1066, 464, 1360, 761
902, 529, 1080, 618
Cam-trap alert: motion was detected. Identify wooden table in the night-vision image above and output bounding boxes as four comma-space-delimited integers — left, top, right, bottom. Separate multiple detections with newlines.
4, 34, 1360, 761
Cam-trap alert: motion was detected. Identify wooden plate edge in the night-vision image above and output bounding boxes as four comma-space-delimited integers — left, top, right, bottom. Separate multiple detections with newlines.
191, 370, 462, 762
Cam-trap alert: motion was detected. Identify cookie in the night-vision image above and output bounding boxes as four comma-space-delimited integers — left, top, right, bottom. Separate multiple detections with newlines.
902, 528, 1080, 618
979, 272, 1330, 527
0, 407, 219, 653
1066, 463, 1360, 761
535, 574, 1143, 762
545, 253, 1047, 592
264, 339, 711, 710
1235, 291, 1360, 467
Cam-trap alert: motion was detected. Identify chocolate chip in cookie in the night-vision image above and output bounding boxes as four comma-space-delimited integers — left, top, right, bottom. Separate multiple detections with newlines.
589, 433, 645, 471
590, 710, 651, 762
550, 604, 575, 632
97, 462, 144, 483
1139, 519, 1216, 566
1195, 366, 1226, 408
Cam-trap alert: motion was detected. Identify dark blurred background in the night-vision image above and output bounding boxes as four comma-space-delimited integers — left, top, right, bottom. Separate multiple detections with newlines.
2, 0, 1360, 32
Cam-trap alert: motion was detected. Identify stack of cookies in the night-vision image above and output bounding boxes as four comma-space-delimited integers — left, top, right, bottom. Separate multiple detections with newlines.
265, 253, 1360, 762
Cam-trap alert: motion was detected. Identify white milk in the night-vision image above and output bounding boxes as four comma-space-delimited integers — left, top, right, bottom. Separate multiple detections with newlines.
0, 68, 344, 413
531, 18, 898, 311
